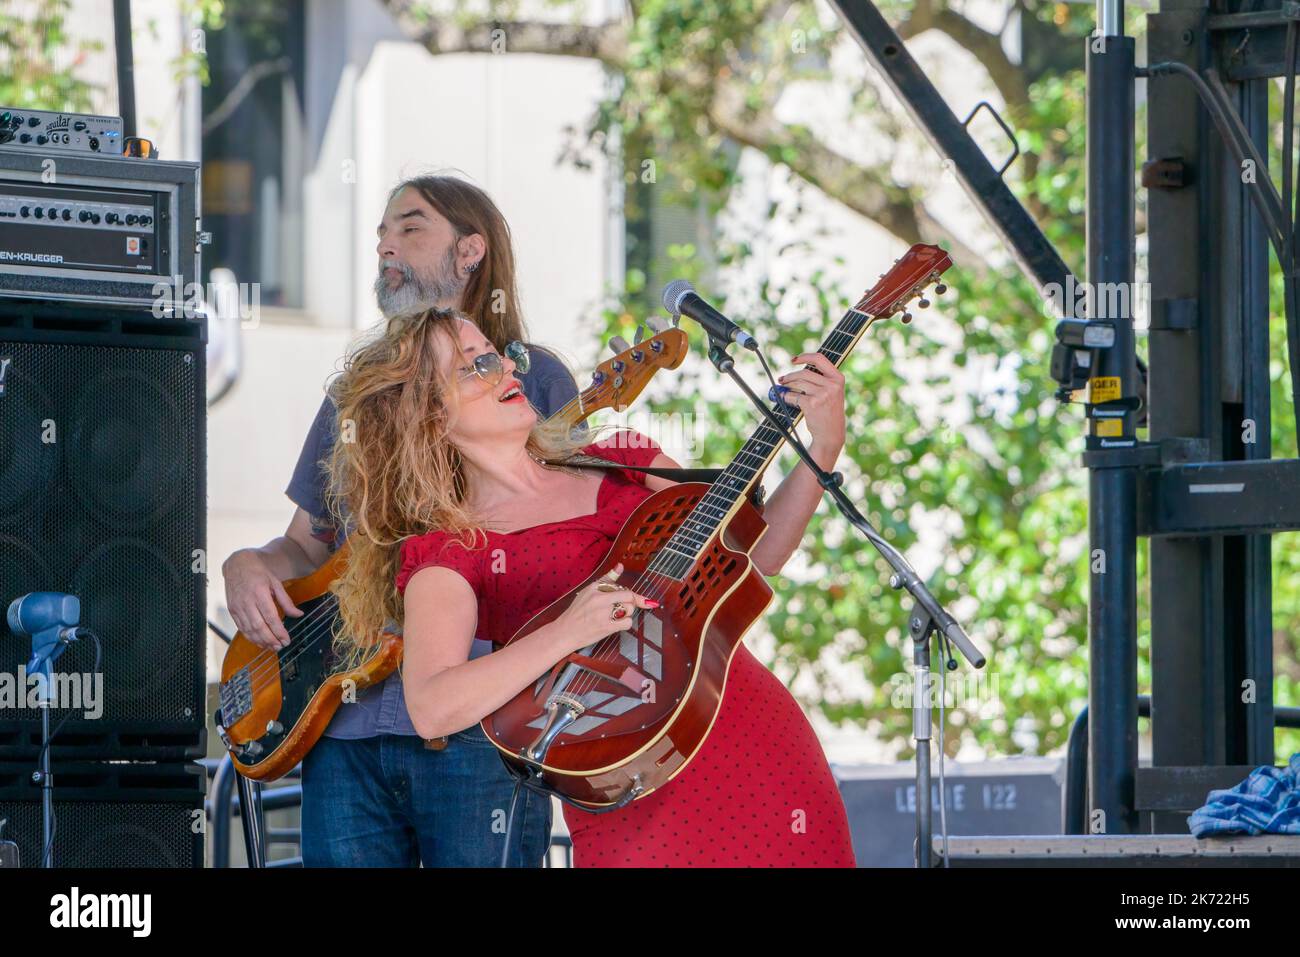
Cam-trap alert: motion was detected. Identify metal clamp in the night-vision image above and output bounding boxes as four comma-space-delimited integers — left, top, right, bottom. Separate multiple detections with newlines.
961, 100, 1021, 177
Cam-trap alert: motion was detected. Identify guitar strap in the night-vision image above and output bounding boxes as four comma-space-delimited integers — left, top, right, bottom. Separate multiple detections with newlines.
553, 455, 766, 508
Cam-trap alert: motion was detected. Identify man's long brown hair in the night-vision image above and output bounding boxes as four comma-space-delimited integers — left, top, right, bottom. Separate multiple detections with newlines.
390, 173, 528, 349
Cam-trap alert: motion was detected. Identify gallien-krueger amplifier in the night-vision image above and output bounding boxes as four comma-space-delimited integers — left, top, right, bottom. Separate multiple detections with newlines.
0, 133, 202, 312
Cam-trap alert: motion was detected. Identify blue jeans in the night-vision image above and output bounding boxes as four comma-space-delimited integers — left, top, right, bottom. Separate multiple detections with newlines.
300, 727, 552, 867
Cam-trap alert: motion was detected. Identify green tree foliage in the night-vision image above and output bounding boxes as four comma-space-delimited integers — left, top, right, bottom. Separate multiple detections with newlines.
0, 0, 101, 110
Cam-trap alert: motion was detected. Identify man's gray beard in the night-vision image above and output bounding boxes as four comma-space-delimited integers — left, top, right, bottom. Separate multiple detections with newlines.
374, 248, 466, 317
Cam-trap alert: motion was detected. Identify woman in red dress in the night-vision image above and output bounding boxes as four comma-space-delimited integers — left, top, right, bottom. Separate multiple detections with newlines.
327, 307, 856, 867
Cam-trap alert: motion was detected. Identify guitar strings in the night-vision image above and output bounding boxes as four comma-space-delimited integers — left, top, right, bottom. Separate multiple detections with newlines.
560, 319, 866, 704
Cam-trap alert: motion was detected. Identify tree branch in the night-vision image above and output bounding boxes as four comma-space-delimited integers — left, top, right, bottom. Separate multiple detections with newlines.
706, 86, 987, 270
381, 0, 627, 67
379, 0, 987, 269
897, 0, 1028, 110
202, 56, 291, 136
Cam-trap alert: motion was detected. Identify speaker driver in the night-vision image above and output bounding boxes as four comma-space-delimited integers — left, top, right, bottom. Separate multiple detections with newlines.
68, 365, 187, 529
72, 538, 189, 714
0, 362, 57, 526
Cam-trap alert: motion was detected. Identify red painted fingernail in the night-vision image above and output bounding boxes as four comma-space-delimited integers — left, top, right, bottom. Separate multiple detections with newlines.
645, 600, 660, 608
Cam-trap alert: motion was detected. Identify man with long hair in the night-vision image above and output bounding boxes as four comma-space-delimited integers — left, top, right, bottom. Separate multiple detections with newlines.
221, 174, 573, 866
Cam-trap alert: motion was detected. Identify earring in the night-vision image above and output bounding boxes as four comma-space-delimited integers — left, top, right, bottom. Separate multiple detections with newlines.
465, 261, 479, 274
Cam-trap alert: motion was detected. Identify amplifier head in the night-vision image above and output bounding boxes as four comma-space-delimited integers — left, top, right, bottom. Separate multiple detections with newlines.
0, 108, 124, 155
0, 147, 201, 313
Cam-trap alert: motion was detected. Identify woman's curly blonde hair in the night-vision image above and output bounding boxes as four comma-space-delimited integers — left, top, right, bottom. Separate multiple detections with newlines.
323, 307, 586, 665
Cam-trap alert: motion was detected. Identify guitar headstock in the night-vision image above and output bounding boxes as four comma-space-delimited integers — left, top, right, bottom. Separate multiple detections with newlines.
854, 243, 953, 323
568, 319, 689, 421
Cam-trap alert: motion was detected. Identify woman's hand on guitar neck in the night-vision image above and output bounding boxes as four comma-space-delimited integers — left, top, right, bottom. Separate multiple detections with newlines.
776, 351, 847, 465
553, 563, 660, 653
749, 352, 849, 576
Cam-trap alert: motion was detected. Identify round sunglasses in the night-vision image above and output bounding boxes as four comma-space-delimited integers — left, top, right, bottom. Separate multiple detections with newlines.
458, 340, 530, 386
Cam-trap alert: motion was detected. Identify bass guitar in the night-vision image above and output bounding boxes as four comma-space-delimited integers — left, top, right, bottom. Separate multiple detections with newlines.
217, 321, 689, 781
482, 243, 952, 806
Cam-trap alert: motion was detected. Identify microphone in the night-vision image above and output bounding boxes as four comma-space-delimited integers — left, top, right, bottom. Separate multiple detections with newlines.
7, 592, 81, 673
661, 280, 758, 351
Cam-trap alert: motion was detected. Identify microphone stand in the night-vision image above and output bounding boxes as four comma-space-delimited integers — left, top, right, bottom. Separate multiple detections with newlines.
28, 645, 63, 869
704, 334, 987, 869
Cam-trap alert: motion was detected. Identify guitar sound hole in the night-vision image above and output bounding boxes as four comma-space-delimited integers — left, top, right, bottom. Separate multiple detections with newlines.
675, 541, 743, 620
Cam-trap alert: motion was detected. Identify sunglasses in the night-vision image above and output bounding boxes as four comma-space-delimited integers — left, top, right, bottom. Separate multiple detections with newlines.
458, 340, 530, 385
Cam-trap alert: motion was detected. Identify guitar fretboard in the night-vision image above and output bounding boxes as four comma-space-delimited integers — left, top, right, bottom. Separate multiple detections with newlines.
646, 305, 878, 581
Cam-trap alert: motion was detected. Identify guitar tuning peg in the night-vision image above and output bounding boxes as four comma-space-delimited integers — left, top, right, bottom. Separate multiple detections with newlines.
633, 324, 645, 345
901, 311, 913, 324
918, 298, 931, 309
609, 335, 631, 355
646, 315, 670, 333
935, 283, 947, 295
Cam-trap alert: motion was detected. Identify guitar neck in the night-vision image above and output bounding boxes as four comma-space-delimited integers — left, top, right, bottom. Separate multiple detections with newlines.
646, 304, 880, 580
548, 382, 603, 431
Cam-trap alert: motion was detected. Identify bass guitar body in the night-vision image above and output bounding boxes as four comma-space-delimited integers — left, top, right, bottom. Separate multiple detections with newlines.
217, 543, 402, 781
482, 482, 773, 806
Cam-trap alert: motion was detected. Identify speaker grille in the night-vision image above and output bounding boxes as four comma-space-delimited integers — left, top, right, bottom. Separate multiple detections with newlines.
0, 800, 204, 868
0, 334, 205, 734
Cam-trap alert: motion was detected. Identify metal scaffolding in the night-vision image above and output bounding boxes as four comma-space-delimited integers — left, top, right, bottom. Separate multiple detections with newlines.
830, 0, 1300, 847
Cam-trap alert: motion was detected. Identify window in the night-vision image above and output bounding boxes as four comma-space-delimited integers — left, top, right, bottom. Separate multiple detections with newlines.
200, 0, 305, 308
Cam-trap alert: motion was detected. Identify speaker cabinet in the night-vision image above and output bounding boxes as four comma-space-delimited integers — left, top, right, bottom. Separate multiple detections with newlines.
0, 301, 206, 757
0, 760, 206, 868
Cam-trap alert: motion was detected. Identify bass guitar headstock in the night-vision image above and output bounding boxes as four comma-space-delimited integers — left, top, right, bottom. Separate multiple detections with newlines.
566, 319, 689, 421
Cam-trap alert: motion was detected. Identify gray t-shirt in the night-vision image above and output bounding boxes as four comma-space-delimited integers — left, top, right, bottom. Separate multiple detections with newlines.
283, 346, 578, 739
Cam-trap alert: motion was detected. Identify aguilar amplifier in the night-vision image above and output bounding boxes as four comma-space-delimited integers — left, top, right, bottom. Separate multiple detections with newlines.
0, 108, 124, 154
0, 142, 200, 310
0, 297, 207, 759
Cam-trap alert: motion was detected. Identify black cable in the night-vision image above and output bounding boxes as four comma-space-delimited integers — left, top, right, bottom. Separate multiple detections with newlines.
1284, 21, 1296, 264
1143, 61, 1289, 254
1145, 58, 1300, 448
498, 776, 526, 869
37, 628, 102, 867
207, 618, 234, 644
1286, 24, 1300, 453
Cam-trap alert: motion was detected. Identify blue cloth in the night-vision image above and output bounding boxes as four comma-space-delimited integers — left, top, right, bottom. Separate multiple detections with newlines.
1188, 752, 1300, 837
300, 726, 552, 866
284, 345, 578, 739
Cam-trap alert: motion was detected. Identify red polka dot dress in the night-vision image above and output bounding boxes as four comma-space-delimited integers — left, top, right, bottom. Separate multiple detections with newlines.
396, 431, 856, 867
